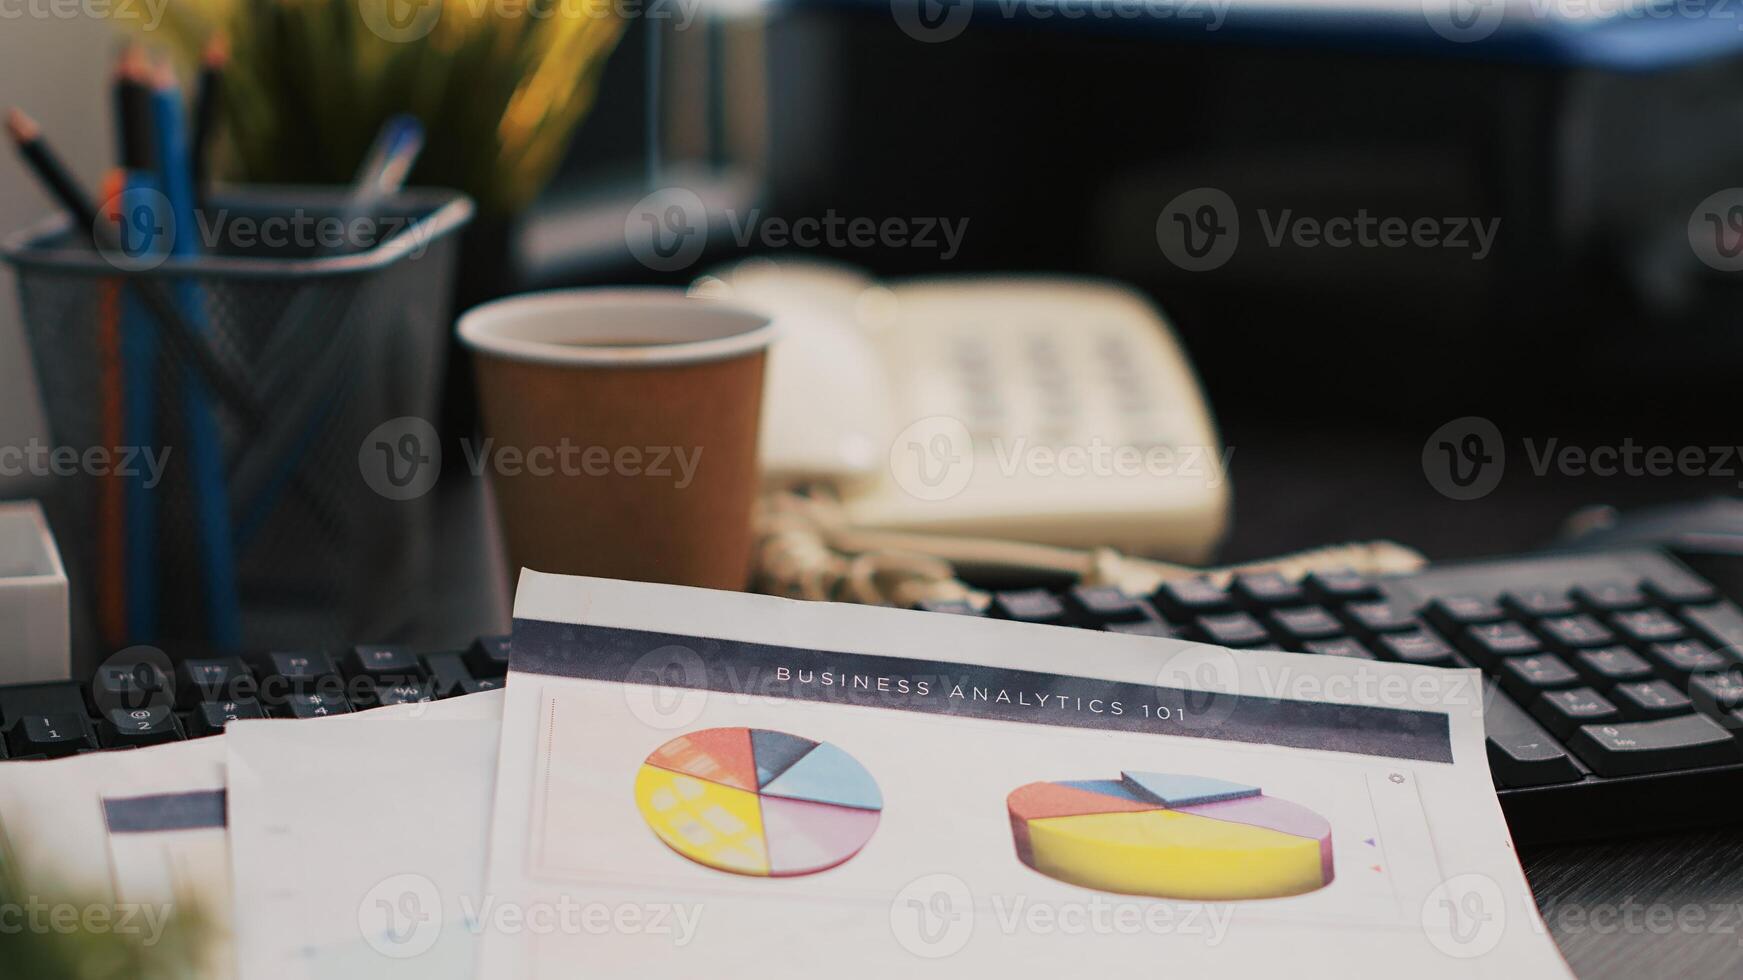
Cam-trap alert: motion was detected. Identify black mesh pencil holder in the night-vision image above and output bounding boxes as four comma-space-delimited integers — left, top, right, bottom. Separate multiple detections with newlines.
4, 186, 474, 667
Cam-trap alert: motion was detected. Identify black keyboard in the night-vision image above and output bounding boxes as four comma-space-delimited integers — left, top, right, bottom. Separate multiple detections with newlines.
916, 548, 1743, 844
0, 636, 510, 758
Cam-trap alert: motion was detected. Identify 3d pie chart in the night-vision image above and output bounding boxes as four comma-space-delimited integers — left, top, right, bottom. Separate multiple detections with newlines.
634, 727, 882, 878
1008, 772, 1334, 901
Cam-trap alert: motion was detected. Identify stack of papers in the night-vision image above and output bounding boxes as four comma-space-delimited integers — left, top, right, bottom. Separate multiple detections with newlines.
0, 571, 1574, 978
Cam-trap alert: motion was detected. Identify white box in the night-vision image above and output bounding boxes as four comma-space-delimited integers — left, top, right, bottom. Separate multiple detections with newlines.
0, 500, 69, 683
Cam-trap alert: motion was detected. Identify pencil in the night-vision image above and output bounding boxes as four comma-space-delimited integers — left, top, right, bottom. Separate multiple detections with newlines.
192, 33, 227, 205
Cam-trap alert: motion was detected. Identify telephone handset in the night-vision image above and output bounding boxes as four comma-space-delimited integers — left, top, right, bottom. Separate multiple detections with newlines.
693, 258, 1229, 563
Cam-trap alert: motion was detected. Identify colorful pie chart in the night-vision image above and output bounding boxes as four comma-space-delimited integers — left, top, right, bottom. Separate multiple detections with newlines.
634, 727, 882, 878
1008, 772, 1334, 900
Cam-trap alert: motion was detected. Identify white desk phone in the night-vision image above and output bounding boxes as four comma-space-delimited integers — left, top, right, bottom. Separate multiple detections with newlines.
692, 258, 1230, 563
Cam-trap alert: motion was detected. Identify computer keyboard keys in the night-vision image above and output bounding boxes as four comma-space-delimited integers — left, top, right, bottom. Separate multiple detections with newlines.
1502, 589, 1579, 620
1539, 614, 1616, 650
99, 706, 183, 748
190, 699, 265, 737
281, 690, 352, 719
1482, 683, 1582, 788
990, 589, 1069, 625
1646, 639, 1731, 681
1063, 586, 1152, 625
1570, 714, 1739, 776
90, 659, 173, 715
1573, 581, 1648, 613
1532, 687, 1621, 739
1268, 606, 1345, 644
1230, 572, 1305, 607
367, 682, 434, 708
345, 645, 428, 682
1461, 621, 1543, 666
1377, 629, 1458, 667
1302, 638, 1377, 659
464, 635, 512, 676
1614, 680, 1695, 719
7, 713, 95, 758
1195, 612, 1270, 647
1426, 595, 1505, 629
1681, 603, 1743, 649
1343, 601, 1415, 634
1153, 579, 1234, 618
1573, 646, 1655, 687
261, 651, 339, 695
177, 657, 254, 708
1500, 655, 1581, 698
1303, 568, 1380, 604
1644, 576, 1718, 608
1687, 669, 1743, 718
1609, 608, 1686, 645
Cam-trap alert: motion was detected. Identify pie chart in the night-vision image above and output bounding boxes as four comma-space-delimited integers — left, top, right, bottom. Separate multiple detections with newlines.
1008, 772, 1334, 900
634, 727, 882, 878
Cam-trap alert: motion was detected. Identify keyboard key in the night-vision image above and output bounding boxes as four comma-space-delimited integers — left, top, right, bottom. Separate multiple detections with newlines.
1302, 638, 1377, 659
1342, 601, 1416, 634
189, 699, 266, 738
260, 651, 340, 696
424, 651, 500, 699
6, 713, 96, 758
1063, 586, 1152, 625
990, 589, 1069, 625
463, 635, 513, 678
1570, 714, 1739, 776
89, 659, 173, 715
1687, 668, 1743, 718
1103, 619, 1179, 639
1267, 606, 1345, 644
1425, 595, 1506, 628
1303, 568, 1380, 604
1482, 682, 1583, 787
1572, 646, 1655, 687
344, 645, 428, 682
1499, 654, 1581, 698
1377, 629, 1458, 667
1502, 589, 1579, 620
1538, 614, 1616, 651
1646, 639, 1732, 681
914, 598, 982, 616
1229, 572, 1306, 607
1460, 621, 1543, 666
1644, 576, 1719, 607
1152, 579, 1234, 618
1613, 680, 1695, 719
1608, 608, 1686, 645
1195, 612, 1270, 647
1681, 603, 1743, 650
280, 690, 352, 719
1531, 687, 1622, 739
99, 706, 183, 748
176, 657, 255, 708
1573, 581, 1648, 613
364, 681, 435, 709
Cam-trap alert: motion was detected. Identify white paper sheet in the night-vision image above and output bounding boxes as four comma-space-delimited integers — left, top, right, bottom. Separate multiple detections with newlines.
480, 571, 1572, 979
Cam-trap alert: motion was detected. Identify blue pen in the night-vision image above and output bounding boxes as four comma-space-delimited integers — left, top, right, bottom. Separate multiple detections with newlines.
151, 62, 242, 651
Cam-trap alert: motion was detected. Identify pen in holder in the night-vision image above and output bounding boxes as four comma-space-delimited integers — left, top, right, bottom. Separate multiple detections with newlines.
4, 185, 473, 668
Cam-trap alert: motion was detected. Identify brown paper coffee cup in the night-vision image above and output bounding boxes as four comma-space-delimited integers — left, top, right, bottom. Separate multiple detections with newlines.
457, 290, 776, 590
